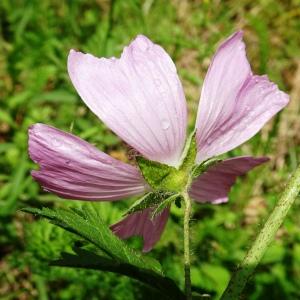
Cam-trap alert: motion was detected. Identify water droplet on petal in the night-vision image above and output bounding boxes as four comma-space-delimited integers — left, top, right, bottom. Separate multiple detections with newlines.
160, 53, 177, 73
265, 111, 273, 118
239, 43, 245, 50
154, 78, 161, 86
136, 36, 149, 51
207, 137, 213, 145
52, 138, 62, 147
239, 121, 248, 130
109, 160, 118, 167
161, 119, 170, 130
245, 105, 251, 112
160, 91, 168, 99
220, 127, 227, 133
148, 60, 155, 68
259, 88, 264, 95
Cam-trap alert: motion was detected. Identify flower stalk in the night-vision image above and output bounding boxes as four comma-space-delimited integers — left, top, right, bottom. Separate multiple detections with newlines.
183, 191, 192, 300
220, 164, 300, 300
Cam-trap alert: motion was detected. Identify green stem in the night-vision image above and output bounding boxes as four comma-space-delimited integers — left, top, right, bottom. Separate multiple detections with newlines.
183, 191, 192, 300
221, 164, 300, 300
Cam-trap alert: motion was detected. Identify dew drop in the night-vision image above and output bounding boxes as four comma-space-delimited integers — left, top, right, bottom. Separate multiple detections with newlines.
154, 78, 161, 86
52, 138, 62, 147
239, 44, 245, 50
161, 119, 170, 130
109, 160, 118, 167
276, 91, 282, 97
160, 91, 168, 99
265, 111, 272, 118
207, 137, 213, 145
164, 55, 177, 73
239, 121, 248, 131
136, 36, 149, 51
148, 60, 155, 68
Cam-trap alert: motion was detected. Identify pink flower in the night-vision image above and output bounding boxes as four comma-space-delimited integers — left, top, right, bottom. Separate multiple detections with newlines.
28, 31, 289, 252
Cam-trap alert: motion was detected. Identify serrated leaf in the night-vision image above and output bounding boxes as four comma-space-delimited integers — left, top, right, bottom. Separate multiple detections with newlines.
52, 246, 185, 300
124, 191, 174, 216
151, 193, 182, 220
22, 206, 162, 275
192, 157, 222, 179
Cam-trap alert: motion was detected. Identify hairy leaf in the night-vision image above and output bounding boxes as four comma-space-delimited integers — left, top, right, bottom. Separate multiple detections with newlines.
22, 206, 162, 275
52, 246, 185, 300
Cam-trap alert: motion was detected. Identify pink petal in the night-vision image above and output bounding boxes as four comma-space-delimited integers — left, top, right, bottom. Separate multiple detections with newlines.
189, 156, 269, 204
111, 207, 170, 252
29, 123, 147, 200
196, 31, 289, 163
68, 35, 187, 167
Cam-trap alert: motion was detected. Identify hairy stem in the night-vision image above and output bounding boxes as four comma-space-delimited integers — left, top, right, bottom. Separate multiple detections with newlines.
221, 164, 300, 300
183, 191, 192, 300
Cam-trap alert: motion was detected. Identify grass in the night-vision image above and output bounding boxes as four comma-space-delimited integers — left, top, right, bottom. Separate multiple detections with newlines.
0, 0, 300, 299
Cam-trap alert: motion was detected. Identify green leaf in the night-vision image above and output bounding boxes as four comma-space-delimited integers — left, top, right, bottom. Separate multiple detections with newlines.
124, 191, 175, 216
22, 206, 162, 275
151, 194, 182, 220
52, 246, 185, 300
192, 157, 222, 179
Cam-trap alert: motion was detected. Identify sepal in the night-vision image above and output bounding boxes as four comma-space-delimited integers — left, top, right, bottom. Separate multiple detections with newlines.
151, 193, 182, 220
124, 191, 175, 216
136, 132, 198, 193
192, 157, 222, 179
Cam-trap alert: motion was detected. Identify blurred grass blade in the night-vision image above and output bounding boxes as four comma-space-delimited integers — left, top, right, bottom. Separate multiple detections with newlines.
0, 152, 28, 216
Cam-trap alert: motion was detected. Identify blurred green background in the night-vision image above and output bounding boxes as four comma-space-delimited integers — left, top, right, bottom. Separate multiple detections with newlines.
0, 0, 299, 299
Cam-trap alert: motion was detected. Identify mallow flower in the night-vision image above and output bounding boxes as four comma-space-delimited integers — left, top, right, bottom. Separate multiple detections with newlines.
28, 31, 289, 252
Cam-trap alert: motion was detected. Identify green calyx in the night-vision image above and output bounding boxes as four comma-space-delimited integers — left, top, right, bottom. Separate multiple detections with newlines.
123, 191, 182, 218
191, 157, 222, 179
137, 131, 197, 194
132, 131, 223, 216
